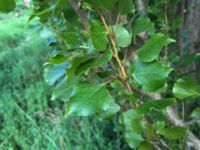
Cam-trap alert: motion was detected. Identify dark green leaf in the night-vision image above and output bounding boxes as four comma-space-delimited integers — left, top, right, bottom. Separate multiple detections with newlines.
49, 55, 68, 64
66, 55, 91, 84
0, 0, 16, 13
118, 0, 134, 14
136, 98, 175, 114
137, 33, 175, 62
146, 125, 156, 141
54, 0, 67, 10
75, 51, 112, 76
158, 126, 188, 140
84, 0, 117, 10
132, 17, 154, 36
132, 60, 173, 92
29, 8, 53, 22
138, 141, 153, 150
89, 20, 108, 51
65, 83, 113, 116
173, 76, 200, 99
115, 25, 132, 48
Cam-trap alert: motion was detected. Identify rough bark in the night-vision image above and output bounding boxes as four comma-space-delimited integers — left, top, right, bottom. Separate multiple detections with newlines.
186, 0, 200, 49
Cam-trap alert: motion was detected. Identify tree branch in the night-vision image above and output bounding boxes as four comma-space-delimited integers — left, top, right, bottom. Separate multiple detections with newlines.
68, 0, 90, 30
146, 93, 200, 150
100, 14, 132, 93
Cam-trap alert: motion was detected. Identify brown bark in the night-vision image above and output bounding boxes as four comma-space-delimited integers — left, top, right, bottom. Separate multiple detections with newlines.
186, 0, 200, 50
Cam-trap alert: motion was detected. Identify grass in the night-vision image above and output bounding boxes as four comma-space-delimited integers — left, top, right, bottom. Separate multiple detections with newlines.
0, 6, 121, 150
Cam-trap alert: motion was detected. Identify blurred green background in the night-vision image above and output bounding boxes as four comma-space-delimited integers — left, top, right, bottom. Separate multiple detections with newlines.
0, 2, 121, 150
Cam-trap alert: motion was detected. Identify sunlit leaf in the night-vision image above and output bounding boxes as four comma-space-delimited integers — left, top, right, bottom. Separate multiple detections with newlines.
136, 98, 175, 114
89, 20, 108, 51
132, 60, 173, 92
158, 126, 188, 140
132, 17, 154, 36
65, 82, 113, 116
137, 33, 175, 62
173, 76, 200, 99
115, 25, 132, 48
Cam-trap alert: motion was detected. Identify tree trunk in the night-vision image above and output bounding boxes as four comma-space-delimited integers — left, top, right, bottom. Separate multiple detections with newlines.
186, 0, 200, 50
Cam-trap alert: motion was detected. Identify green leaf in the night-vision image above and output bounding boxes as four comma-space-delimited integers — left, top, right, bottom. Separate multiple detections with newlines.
138, 141, 153, 150
118, 0, 134, 14
65, 83, 113, 116
158, 126, 188, 140
190, 107, 200, 119
132, 60, 173, 92
75, 51, 112, 76
66, 55, 91, 84
89, 20, 108, 51
173, 77, 200, 99
29, 8, 53, 22
136, 98, 175, 114
84, 0, 117, 10
99, 102, 120, 119
0, 0, 16, 13
137, 33, 175, 62
54, 0, 67, 10
51, 78, 72, 101
146, 125, 156, 141
44, 62, 70, 85
122, 110, 144, 148
132, 17, 154, 36
115, 25, 132, 48
49, 55, 68, 64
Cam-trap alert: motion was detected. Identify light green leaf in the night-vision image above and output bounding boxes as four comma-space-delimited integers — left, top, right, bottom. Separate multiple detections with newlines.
44, 62, 70, 85
173, 76, 200, 99
65, 83, 113, 116
132, 17, 154, 36
75, 51, 112, 76
89, 20, 108, 51
137, 33, 175, 62
115, 25, 132, 48
158, 126, 188, 140
84, 0, 117, 10
122, 110, 144, 148
136, 98, 175, 114
132, 60, 173, 92
0, 0, 16, 13
99, 102, 120, 119
118, 0, 134, 14
125, 133, 144, 149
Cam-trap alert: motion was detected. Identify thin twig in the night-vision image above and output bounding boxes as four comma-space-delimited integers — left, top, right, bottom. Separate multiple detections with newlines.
99, 14, 132, 93
185, 116, 200, 126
